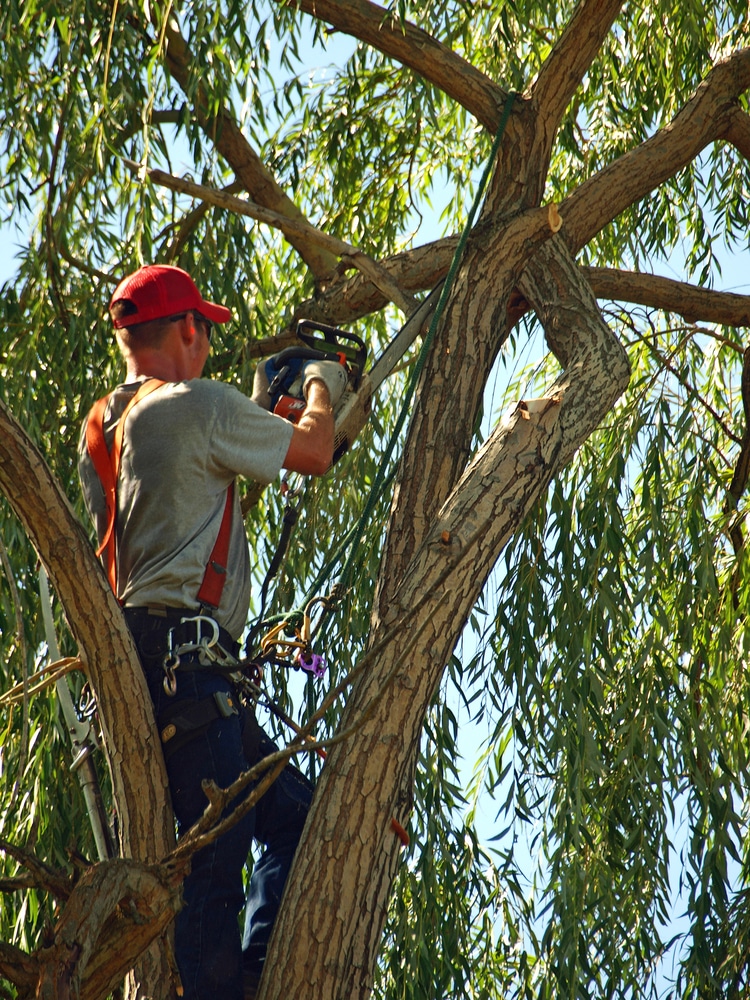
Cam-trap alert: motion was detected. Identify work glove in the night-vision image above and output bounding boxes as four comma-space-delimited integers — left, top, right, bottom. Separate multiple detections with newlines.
251, 355, 296, 410
252, 354, 347, 410
296, 360, 348, 406
250, 358, 272, 410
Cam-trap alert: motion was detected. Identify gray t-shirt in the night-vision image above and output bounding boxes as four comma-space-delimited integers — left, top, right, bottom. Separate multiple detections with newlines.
78, 378, 293, 638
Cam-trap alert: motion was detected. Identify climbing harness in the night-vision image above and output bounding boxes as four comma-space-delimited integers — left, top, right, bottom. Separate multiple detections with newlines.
158, 687, 240, 760
161, 613, 240, 695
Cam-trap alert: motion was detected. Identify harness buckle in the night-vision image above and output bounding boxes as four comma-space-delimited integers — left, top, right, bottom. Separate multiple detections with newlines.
161, 615, 238, 689
170, 614, 220, 653
188, 615, 238, 669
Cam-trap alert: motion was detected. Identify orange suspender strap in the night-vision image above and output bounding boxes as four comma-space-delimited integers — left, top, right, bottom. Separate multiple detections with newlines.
85, 379, 167, 596
196, 480, 235, 610
85, 378, 235, 610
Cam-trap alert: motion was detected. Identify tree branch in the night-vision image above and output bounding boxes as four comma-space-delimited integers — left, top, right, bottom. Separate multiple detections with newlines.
724, 347, 750, 558
530, 0, 624, 152
720, 103, 750, 159
0, 839, 72, 901
0, 406, 178, 1000
272, 238, 458, 345
239, 251, 750, 364
562, 47, 750, 252
0, 943, 38, 995
132, 10, 340, 285
266, 237, 630, 1000
0, 535, 30, 806
0, 401, 173, 866
584, 266, 750, 326
131, 163, 418, 314
279, 0, 506, 132
39, 858, 184, 1000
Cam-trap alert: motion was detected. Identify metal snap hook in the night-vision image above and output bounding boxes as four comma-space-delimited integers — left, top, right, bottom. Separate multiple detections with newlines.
162, 652, 180, 696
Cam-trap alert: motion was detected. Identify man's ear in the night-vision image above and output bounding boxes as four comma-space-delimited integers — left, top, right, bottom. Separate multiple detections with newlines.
180, 312, 197, 344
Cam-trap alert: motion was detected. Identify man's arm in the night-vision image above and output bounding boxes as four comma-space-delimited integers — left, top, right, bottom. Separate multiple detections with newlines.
283, 379, 334, 475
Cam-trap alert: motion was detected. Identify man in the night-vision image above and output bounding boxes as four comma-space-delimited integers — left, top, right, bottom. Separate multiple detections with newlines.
77, 263, 346, 1000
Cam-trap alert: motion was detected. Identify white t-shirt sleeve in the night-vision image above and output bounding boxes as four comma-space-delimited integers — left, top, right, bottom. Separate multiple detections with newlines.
206, 383, 294, 485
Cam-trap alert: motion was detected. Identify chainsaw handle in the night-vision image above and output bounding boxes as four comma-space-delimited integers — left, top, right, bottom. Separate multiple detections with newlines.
296, 320, 366, 356
266, 347, 334, 399
271, 345, 332, 367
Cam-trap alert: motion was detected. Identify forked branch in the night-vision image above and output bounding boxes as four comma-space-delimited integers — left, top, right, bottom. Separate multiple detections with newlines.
563, 47, 750, 252
279, 0, 506, 131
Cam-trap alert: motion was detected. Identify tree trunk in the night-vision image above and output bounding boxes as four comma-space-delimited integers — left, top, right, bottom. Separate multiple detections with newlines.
0, 402, 178, 998
260, 236, 630, 998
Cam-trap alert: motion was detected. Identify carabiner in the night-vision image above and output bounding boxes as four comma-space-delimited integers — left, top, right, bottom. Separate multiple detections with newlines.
162, 653, 179, 696
260, 619, 303, 660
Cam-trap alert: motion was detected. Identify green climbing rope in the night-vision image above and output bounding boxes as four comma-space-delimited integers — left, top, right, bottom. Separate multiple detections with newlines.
303, 90, 518, 606
246, 91, 518, 658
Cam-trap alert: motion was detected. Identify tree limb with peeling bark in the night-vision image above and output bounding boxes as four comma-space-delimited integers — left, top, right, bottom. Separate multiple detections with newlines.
1, 2, 750, 1000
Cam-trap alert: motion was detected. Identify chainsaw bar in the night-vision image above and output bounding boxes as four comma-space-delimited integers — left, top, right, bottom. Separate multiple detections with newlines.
331, 282, 442, 463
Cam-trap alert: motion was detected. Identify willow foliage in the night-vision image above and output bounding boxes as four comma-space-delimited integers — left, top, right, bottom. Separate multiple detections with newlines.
1, 1, 749, 999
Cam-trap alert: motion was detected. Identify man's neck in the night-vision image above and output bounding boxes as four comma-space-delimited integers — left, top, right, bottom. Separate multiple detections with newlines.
125, 353, 185, 382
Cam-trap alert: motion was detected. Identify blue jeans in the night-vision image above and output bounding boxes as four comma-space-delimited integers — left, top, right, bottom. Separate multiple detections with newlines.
139, 656, 312, 1000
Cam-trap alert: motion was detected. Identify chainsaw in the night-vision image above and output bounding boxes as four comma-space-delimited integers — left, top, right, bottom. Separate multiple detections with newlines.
266, 320, 367, 458
269, 289, 441, 467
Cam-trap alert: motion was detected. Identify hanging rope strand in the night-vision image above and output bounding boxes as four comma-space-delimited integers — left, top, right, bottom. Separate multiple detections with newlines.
247, 92, 517, 656
304, 92, 518, 609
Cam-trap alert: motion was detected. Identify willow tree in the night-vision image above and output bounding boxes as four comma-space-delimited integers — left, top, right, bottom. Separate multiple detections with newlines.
1, 1, 750, 998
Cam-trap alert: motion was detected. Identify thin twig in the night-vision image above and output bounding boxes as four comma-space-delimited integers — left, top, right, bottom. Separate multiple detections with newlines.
124, 161, 417, 315
172, 592, 448, 861
0, 839, 73, 901
0, 536, 30, 804
630, 322, 742, 445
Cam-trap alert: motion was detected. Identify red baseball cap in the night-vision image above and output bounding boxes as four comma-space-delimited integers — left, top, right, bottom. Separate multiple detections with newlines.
110, 264, 232, 328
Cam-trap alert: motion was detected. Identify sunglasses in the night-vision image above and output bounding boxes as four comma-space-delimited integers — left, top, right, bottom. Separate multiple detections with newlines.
164, 312, 213, 341
194, 313, 213, 341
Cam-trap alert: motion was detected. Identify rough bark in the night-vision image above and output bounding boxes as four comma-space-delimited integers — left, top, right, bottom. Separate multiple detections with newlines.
562, 48, 750, 252
248, 246, 750, 358
0, 402, 177, 998
260, 236, 630, 999
0, 858, 185, 1000
722, 105, 750, 158
251, 7, 745, 990
518, 0, 625, 207
582, 267, 750, 327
